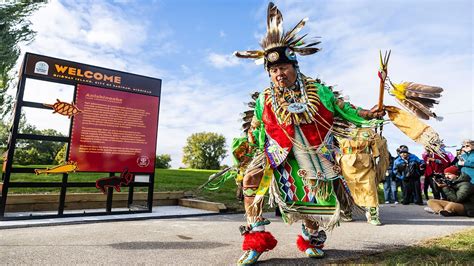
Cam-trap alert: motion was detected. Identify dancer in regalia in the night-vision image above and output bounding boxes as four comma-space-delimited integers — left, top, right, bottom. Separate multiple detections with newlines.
231, 3, 385, 264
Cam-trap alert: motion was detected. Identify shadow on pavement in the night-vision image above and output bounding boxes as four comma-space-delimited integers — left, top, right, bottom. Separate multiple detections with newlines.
109, 240, 230, 250
259, 241, 473, 264
258, 247, 400, 265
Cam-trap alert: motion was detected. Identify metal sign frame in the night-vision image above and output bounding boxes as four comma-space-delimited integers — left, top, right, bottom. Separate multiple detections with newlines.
0, 53, 162, 219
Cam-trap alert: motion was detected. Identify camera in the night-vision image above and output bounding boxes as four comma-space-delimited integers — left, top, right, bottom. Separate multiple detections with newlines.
433, 173, 452, 186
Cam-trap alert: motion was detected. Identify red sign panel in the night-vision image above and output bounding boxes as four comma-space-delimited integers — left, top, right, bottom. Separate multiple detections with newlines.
69, 84, 159, 173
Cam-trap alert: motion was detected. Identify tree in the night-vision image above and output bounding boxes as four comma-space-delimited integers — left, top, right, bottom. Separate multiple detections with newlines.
54, 143, 67, 164
0, 119, 8, 154
182, 132, 227, 170
0, 1, 44, 118
0, 114, 65, 165
13, 116, 65, 165
155, 154, 172, 169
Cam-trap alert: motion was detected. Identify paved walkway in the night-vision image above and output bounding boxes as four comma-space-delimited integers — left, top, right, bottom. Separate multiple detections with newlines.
0, 206, 216, 229
0, 203, 472, 265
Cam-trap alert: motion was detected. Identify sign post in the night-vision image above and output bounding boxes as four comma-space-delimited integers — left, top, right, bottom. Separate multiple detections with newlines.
0, 53, 161, 219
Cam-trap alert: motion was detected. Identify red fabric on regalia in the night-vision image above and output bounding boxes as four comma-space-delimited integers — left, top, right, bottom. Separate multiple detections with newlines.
242, 231, 278, 253
296, 235, 324, 251
262, 96, 334, 156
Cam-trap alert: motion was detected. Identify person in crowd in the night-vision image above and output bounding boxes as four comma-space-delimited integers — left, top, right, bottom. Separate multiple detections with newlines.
383, 152, 399, 204
422, 146, 451, 200
441, 144, 456, 163
450, 149, 461, 166
425, 166, 474, 217
457, 139, 474, 184
393, 146, 425, 205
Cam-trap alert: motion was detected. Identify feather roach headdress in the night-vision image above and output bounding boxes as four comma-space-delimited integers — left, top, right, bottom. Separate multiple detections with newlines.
234, 2, 321, 69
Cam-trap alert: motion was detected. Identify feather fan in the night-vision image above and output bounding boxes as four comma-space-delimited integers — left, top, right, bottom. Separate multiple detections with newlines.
389, 81, 443, 121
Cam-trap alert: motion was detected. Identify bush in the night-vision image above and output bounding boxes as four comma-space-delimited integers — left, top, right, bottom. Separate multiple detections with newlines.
155, 154, 172, 169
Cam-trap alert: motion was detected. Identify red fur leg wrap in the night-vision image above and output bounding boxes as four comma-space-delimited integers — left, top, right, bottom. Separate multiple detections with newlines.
296, 235, 324, 251
242, 231, 278, 253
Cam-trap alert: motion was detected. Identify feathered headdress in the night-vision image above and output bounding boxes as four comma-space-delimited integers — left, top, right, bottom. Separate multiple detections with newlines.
234, 2, 321, 69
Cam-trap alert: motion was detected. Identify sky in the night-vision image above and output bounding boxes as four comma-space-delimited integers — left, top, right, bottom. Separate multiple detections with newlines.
13, 0, 474, 168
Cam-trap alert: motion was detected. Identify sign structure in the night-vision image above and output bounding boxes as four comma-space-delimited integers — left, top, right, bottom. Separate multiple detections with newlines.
0, 53, 162, 219
24, 53, 160, 97
69, 84, 159, 173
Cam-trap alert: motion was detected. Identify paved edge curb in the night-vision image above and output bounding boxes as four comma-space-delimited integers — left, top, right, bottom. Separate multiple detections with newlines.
0, 212, 223, 230
178, 198, 227, 213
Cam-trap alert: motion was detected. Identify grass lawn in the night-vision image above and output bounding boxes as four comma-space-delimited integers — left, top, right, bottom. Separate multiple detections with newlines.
341, 228, 474, 264
1, 166, 402, 211
0, 166, 247, 211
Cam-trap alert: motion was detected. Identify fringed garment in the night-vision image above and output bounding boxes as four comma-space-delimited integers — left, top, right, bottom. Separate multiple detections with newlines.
246, 77, 372, 230
336, 128, 380, 208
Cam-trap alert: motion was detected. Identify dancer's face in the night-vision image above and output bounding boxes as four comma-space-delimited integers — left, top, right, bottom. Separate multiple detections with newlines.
269, 63, 297, 88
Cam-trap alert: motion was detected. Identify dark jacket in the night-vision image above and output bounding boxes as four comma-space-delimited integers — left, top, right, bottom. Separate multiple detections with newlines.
393, 153, 425, 180
442, 173, 474, 217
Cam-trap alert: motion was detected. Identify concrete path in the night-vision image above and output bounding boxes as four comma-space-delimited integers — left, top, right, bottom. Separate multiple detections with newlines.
0, 203, 472, 265
0, 206, 217, 229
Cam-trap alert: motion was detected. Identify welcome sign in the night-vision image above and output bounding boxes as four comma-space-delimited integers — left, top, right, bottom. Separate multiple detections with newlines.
23, 53, 160, 97
0, 53, 162, 218
23, 53, 162, 173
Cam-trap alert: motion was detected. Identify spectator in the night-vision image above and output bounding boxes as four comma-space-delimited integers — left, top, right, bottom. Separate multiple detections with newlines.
450, 149, 461, 166
425, 166, 474, 217
457, 139, 474, 184
422, 147, 451, 200
383, 152, 399, 204
440, 144, 455, 163
393, 146, 425, 205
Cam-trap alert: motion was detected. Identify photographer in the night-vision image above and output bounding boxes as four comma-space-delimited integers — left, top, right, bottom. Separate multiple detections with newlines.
393, 146, 425, 205
422, 146, 451, 200
426, 166, 474, 217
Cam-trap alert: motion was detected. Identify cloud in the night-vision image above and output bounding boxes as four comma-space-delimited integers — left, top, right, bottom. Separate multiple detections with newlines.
156, 74, 244, 167
274, 0, 472, 156
16, 0, 472, 169
207, 52, 241, 68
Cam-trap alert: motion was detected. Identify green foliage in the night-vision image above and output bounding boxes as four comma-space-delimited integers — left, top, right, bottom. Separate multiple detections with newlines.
155, 153, 171, 169
0, 1, 44, 118
182, 132, 227, 170
54, 143, 67, 164
13, 117, 65, 165
0, 119, 8, 154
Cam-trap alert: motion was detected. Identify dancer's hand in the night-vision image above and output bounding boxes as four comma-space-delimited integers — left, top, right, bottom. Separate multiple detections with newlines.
368, 104, 386, 119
